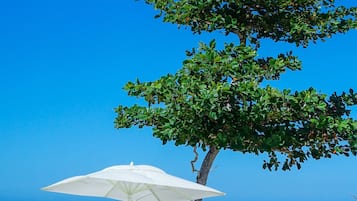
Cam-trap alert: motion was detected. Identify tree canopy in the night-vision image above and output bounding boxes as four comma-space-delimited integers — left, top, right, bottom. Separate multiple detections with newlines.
115, 0, 356, 193
147, 0, 356, 47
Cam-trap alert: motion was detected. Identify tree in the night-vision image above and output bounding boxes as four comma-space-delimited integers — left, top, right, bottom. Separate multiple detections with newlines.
115, 1, 357, 200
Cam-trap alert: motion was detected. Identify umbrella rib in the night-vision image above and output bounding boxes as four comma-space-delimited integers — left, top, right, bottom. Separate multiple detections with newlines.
165, 186, 195, 201
106, 180, 148, 201
104, 180, 118, 198
139, 184, 162, 201
137, 184, 196, 201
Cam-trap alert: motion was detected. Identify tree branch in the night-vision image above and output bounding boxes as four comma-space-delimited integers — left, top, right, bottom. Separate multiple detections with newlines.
191, 146, 199, 172
234, 30, 247, 46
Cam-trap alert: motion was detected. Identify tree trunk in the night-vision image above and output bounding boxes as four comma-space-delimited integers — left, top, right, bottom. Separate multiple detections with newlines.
195, 145, 220, 201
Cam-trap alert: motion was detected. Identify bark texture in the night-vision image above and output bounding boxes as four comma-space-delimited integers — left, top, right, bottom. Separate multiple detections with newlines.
195, 146, 220, 201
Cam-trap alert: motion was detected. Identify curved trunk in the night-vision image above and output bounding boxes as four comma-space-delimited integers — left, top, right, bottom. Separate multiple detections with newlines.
195, 146, 220, 201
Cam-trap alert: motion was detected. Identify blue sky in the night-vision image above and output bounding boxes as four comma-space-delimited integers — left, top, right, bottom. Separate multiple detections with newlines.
0, 1, 356, 201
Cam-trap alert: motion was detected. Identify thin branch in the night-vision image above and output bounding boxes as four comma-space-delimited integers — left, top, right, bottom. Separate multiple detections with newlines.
234, 30, 247, 46
190, 146, 199, 172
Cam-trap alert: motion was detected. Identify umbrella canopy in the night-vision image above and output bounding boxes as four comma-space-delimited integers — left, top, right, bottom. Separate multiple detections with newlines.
42, 162, 225, 201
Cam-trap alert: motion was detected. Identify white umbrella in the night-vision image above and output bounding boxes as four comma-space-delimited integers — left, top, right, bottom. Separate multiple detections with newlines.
42, 162, 224, 201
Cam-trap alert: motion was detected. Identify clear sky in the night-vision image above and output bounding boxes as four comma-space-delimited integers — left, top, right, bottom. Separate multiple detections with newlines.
0, 1, 356, 201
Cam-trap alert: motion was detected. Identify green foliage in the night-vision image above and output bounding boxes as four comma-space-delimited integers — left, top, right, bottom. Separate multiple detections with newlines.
115, 0, 357, 171
115, 40, 357, 170
146, 0, 356, 47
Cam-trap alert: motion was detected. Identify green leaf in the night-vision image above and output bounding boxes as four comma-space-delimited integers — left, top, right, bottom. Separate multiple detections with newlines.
209, 111, 218, 120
